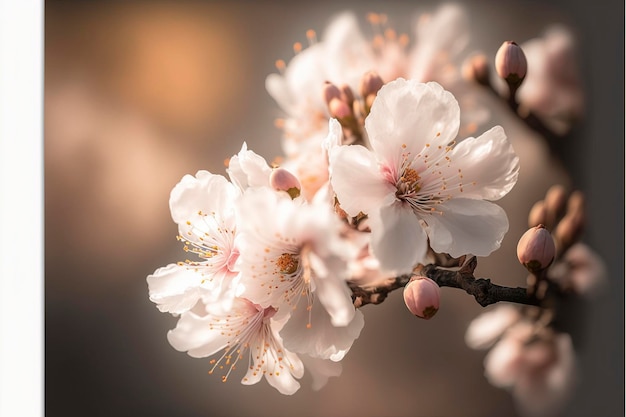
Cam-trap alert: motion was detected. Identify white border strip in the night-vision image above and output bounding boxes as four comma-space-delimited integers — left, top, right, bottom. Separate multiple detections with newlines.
0, 0, 44, 416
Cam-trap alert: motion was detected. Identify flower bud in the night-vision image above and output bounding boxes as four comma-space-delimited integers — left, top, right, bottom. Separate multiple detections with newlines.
328, 97, 353, 120
269, 168, 301, 199
323, 81, 342, 105
339, 84, 355, 107
359, 70, 384, 99
495, 41, 527, 86
403, 276, 440, 319
516, 224, 556, 272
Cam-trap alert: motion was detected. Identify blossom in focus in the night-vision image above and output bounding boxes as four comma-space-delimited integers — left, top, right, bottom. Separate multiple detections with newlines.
226, 142, 274, 191
235, 186, 364, 360
147, 170, 242, 310
330, 79, 519, 274
167, 297, 305, 395
466, 305, 578, 417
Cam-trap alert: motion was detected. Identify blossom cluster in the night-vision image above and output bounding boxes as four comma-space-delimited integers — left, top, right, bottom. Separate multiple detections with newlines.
146, 3, 595, 416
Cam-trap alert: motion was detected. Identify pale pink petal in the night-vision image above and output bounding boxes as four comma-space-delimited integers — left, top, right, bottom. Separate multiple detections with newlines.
169, 171, 238, 226
446, 126, 519, 201
265, 44, 328, 117
484, 336, 524, 388
465, 304, 522, 349
410, 4, 469, 83
280, 297, 364, 361
423, 198, 509, 258
300, 355, 343, 391
370, 201, 429, 275
166, 310, 228, 358
322, 11, 376, 88
329, 144, 396, 217
309, 251, 356, 327
226, 142, 273, 190
147, 264, 206, 315
365, 79, 460, 169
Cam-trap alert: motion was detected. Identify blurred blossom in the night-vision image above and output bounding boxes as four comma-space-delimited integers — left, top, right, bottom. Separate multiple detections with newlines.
517, 26, 584, 134
548, 242, 607, 296
467, 305, 578, 417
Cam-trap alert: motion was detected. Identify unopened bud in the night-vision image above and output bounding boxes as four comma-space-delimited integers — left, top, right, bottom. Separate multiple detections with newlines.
328, 97, 353, 120
403, 276, 440, 319
323, 81, 342, 105
269, 168, 301, 199
359, 71, 384, 99
517, 224, 556, 272
339, 84, 355, 107
495, 41, 527, 86
462, 53, 490, 86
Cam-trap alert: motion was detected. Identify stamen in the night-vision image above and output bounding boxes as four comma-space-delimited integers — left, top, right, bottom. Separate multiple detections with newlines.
275, 59, 286, 74
276, 253, 299, 274
306, 29, 317, 45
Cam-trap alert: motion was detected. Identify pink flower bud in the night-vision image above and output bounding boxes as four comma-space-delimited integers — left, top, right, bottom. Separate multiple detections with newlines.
359, 70, 384, 99
495, 41, 527, 85
328, 97, 352, 120
403, 276, 440, 319
516, 224, 556, 272
322, 81, 342, 105
269, 168, 301, 199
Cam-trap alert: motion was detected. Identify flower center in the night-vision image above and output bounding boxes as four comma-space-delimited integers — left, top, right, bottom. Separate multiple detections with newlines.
276, 253, 299, 274
397, 167, 422, 196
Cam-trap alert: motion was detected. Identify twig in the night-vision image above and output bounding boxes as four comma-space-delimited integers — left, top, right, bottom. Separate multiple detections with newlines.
350, 257, 541, 308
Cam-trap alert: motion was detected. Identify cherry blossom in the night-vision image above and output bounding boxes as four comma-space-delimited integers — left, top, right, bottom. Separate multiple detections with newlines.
235, 186, 364, 360
167, 297, 304, 395
330, 78, 519, 274
466, 305, 577, 417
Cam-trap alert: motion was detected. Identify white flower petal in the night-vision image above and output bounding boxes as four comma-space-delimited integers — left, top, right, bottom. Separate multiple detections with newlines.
226, 142, 273, 190
410, 4, 469, 82
322, 11, 376, 88
465, 304, 522, 350
484, 336, 524, 389
365, 79, 460, 168
309, 251, 356, 327
424, 198, 509, 258
329, 144, 396, 217
448, 126, 519, 201
166, 310, 228, 358
370, 202, 429, 275
147, 264, 206, 315
280, 297, 364, 361
300, 356, 343, 391
169, 171, 239, 226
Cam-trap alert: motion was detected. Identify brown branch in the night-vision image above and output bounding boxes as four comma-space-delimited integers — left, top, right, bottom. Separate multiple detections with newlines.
420, 257, 540, 307
350, 257, 541, 308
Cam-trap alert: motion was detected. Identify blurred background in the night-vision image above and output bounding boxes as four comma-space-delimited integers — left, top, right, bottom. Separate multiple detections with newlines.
45, 1, 623, 416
